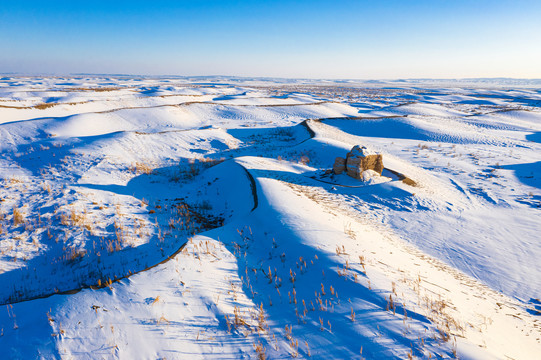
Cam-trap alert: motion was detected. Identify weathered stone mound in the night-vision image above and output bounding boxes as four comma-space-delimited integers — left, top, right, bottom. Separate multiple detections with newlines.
333, 157, 346, 174
334, 145, 383, 180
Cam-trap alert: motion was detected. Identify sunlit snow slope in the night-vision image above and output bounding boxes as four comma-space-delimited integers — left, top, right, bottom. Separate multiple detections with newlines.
0, 76, 540, 359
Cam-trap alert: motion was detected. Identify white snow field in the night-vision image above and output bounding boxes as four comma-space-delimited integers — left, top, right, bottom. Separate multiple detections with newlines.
0, 76, 540, 359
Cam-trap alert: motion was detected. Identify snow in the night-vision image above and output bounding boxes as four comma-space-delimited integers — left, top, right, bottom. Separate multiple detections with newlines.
0, 76, 540, 359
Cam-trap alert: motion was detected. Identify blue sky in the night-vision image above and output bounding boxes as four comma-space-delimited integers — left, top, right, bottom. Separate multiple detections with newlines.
1, 0, 540, 78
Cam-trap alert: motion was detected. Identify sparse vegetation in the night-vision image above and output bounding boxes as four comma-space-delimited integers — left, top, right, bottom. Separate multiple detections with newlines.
12, 206, 24, 226
130, 162, 154, 175
0, 79, 537, 359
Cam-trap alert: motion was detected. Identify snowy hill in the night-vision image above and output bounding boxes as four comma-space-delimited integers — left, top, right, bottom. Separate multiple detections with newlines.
0, 76, 540, 359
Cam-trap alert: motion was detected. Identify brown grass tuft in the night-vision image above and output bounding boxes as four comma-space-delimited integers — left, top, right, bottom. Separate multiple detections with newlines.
131, 162, 154, 175
33, 103, 57, 110
12, 207, 25, 226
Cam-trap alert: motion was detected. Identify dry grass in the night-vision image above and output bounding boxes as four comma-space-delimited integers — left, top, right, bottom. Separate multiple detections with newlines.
12, 207, 25, 226
253, 341, 266, 360
151, 296, 161, 305
170, 157, 225, 182
59, 208, 90, 230
131, 162, 154, 175
41, 182, 52, 194
402, 177, 417, 186
299, 155, 310, 165
65, 247, 87, 262
278, 150, 313, 166
66, 87, 121, 92
33, 103, 58, 110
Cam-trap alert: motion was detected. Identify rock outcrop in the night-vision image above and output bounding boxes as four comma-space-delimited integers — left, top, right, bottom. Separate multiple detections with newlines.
334, 145, 383, 179
333, 157, 346, 174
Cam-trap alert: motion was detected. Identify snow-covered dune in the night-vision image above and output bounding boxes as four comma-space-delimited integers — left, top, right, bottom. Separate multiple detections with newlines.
0, 77, 540, 359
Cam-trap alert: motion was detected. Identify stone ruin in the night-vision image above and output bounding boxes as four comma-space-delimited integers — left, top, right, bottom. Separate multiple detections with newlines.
333, 145, 384, 179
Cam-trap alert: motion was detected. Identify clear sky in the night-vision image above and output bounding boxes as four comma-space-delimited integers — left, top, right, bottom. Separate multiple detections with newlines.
1, 0, 540, 79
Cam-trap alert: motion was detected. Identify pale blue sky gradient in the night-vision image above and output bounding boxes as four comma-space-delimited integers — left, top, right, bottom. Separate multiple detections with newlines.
1, 0, 540, 78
